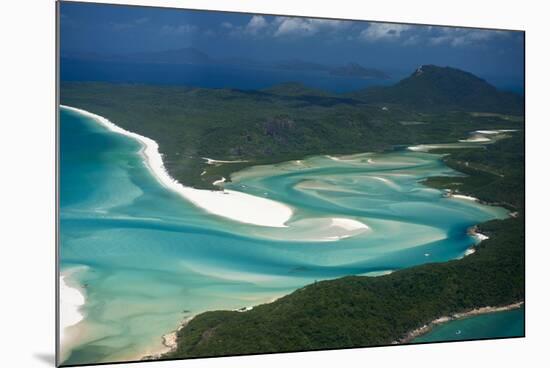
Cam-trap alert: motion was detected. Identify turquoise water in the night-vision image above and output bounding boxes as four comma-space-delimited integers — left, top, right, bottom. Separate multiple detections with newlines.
412, 306, 524, 343
59, 107, 509, 365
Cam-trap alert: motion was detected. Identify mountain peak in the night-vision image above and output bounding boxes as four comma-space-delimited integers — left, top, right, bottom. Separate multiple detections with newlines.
352, 65, 523, 114
413, 64, 440, 75
413, 65, 425, 76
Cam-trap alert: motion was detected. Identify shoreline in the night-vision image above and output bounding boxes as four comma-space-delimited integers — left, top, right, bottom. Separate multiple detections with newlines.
462, 225, 489, 258
395, 301, 524, 344
146, 294, 285, 360
59, 268, 87, 363
61, 105, 293, 228
408, 129, 519, 152
141, 316, 195, 361
203, 157, 248, 165
59, 271, 86, 343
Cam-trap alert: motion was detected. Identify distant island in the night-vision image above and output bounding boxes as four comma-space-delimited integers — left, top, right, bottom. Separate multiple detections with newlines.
61, 46, 390, 80
329, 62, 390, 79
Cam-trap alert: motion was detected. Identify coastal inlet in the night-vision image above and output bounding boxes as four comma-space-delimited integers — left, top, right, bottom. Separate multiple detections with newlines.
59, 106, 509, 365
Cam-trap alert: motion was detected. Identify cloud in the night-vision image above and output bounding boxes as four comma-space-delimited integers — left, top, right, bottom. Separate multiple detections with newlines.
221, 15, 351, 39
427, 27, 509, 47
274, 17, 318, 37
223, 16, 269, 38
402, 34, 420, 46
161, 24, 197, 35
219, 15, 508, 47
357, 23, 510, 47
273, 17, 350, 38
359, 23, 411, 42
245, 15, 268, 35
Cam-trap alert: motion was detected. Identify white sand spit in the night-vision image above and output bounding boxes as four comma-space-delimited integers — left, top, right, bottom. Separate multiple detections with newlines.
61, 105, 293, 227
407, 145, 430, 152
459, 136, 491, 143
203, 157, 248, 164
451, 194, 478, 201
475, 130, 500, 135
464, 248, 476, 256
212, 177, 226, 186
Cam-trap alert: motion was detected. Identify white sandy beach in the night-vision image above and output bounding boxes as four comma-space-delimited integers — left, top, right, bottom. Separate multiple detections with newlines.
459, 136, 491, 143
450, 193, 479, 201
473, 232, 489, 242
464, 247, 476, 256
407, 144, 437, 152
458, 129, 517, 143
475, 130, 501, 135
61, 105, 293, 228
59, 269, 87, 363
410, 129, 519, 151
59, 272, 85, 344
203, 157, 248, 165
212, 177, 226, 186
459, 227, 489, 258
475, 129, 518, 135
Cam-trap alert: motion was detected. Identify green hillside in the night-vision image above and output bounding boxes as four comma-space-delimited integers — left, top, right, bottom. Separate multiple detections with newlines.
350, 65, 524, 114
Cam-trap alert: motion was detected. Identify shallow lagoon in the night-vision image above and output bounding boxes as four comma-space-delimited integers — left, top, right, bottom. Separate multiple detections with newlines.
59, 107, 509, 364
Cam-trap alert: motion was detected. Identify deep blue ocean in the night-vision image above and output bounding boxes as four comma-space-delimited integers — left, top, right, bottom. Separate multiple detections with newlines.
60, 59, 524, 94
60, 59, 399, 92
413, 306, 524, 343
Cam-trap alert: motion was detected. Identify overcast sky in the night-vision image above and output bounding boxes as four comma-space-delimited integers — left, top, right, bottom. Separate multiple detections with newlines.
60, 2, 524, 81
